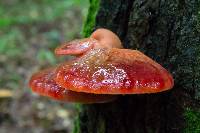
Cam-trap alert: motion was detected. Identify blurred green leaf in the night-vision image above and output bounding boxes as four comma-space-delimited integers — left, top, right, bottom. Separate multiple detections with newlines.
37, 49, 56, 65
0, 0, 88, 28
0, 29, 25, 57
44, 30, 60, 45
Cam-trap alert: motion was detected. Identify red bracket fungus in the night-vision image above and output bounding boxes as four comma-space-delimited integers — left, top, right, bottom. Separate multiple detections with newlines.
29, 28, 174, 104
29, 68, 116, 103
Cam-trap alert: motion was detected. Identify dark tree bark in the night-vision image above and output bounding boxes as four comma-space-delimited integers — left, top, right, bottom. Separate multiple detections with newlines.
73, 0, 200, 133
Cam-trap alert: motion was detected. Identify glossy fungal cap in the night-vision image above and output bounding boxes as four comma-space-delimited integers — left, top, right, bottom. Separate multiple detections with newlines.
29, 68, 117, 103
90, 28, 123, 49
55, 28, 123, 56
55, 48, 174, 94
55, 38, 98, 56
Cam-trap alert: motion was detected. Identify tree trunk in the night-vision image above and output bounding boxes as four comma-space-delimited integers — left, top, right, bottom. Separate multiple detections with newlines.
73, 0, 200, 133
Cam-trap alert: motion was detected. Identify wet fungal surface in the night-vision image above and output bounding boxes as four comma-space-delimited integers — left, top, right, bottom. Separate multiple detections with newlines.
55, 48, 173, 94
29, 68, 117, 103
55, 38, 98, 56
29, 28, 174, 103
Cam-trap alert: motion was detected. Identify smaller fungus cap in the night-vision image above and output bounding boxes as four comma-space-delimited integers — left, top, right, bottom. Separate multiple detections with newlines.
55, 38, 98, 56
55, 28, 123, 57
29, 68, 117, 103
90, 28, 123, 49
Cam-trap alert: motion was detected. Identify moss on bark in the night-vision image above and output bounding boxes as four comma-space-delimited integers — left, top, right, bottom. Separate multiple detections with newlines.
82, 0, 100, 37
184, 108, 200, 133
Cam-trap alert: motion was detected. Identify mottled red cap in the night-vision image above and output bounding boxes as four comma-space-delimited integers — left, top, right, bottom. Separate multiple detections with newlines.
29, 68, 117, 103
29, 28, 174, 103
55, 48, 174, 94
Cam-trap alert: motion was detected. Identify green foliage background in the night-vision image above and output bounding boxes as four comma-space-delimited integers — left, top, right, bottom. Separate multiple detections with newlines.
0, 0, 88, 90
0, 0, 89, 132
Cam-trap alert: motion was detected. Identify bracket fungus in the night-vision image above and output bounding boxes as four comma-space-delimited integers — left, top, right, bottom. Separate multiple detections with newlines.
29, 28, 174, 104
29, 68, 117, 103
